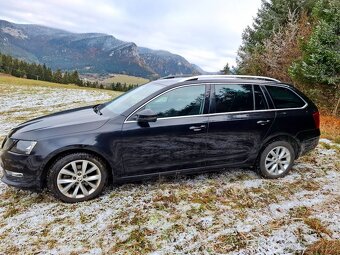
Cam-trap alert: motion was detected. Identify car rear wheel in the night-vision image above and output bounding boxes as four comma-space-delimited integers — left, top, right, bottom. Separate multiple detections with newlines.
47, 153, 107, 203
259, 141, 295, 178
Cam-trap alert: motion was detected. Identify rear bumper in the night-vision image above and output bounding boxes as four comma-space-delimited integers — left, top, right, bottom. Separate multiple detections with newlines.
299, 136, 319, 156
296, 128, 320, 157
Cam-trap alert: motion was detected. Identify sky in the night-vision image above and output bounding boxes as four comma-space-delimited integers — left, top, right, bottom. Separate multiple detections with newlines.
0, 0, 262, 72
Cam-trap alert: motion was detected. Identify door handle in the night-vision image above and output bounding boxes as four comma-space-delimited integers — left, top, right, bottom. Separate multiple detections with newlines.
257, 120, 271, 125
189, 125, 206, 131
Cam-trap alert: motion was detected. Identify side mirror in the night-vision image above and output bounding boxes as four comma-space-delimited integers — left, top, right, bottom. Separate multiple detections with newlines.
136, 109, 157, 123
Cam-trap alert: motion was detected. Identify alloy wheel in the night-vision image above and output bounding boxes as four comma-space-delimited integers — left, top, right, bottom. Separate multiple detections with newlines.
264, 146, 291, 175
57, 160, 102, 198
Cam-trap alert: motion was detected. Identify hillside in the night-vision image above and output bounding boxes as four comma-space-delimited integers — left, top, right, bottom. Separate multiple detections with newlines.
0, 19, 203, 79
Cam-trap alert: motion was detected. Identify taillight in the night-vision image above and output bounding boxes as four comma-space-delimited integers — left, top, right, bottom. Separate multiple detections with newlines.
313, 111, 320, 129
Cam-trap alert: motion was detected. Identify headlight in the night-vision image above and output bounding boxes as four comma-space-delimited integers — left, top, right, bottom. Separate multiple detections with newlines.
10, 140, 37, 155
2, 137, 15, 150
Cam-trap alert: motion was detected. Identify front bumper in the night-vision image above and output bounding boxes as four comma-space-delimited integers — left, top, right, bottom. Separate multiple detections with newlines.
0, 149, 42, 190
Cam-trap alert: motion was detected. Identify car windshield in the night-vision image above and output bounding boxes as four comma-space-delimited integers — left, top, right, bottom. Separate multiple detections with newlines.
100, 81, 164, 115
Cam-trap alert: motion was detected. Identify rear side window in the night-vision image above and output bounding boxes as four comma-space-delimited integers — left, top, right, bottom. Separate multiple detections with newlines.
266, 86, 305, 109
254, 85, 268, 110
214, 84, 253, 113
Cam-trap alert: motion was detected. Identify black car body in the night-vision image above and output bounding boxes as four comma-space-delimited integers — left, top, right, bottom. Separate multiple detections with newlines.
0, 75, 320, 202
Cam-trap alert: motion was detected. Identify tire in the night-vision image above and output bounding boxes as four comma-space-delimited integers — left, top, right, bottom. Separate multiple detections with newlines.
259, 140, 295, 179
47, 152, 108, 203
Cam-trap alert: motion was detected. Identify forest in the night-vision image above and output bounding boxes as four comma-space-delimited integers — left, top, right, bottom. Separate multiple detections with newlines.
0, 52, 138, 92
234, 0, 339, 115
0, 52, 83, 85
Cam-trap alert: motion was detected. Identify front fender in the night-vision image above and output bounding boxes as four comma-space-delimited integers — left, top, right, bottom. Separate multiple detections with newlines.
36, 132, 123, 187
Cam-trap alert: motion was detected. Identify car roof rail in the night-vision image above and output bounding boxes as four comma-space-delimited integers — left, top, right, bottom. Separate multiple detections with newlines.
179, 75, 280, 83
160, 74, 194, 80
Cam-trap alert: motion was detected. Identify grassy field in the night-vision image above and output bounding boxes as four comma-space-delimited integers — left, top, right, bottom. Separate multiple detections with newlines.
101, 74, 149, 85
0, 76, 339, 254
0, 73, 87, 89
0, 75, 121, 141
0, 73, 131, 91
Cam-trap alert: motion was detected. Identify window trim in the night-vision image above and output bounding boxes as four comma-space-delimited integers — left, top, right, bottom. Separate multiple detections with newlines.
254, 85, 269, 110
124, 84, 208, 123
259, 85, 270, 109
124, 83, 308, 123
252, 85, 256, 110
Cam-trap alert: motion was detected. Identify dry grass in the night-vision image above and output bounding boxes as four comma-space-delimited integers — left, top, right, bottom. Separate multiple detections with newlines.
212, 232, 248, 253
320, 115, 340, 143
3, 205, 20, 218
304, 239, 340, 255
303, 218, 332, 237
110, 227, 155, 254
289, 206, 312, 218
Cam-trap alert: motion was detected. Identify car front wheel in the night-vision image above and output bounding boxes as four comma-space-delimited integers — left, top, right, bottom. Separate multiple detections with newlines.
259, 141, 295, 178
47, 153, 107, 203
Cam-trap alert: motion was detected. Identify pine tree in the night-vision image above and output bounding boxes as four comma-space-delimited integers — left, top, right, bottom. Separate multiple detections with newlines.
289, 0, 339, 85
53, 69, 63, 83
221, 63, 231, 74
70, 70, 80, 85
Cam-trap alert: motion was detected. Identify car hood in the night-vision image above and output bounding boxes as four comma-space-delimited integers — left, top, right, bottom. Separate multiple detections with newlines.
9, 105, 110, 140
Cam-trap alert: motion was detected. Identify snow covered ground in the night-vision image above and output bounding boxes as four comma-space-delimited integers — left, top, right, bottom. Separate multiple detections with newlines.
0, 83, 339, 255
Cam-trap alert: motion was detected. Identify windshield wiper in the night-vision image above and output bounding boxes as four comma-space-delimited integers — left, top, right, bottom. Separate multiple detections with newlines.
93, 104, 103, 115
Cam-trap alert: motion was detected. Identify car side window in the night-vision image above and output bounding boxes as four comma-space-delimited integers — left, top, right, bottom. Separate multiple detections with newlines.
214, 84, 253, 113
266, 86, 305, 109
254, 85, 268, 110
144, 85, 206, 118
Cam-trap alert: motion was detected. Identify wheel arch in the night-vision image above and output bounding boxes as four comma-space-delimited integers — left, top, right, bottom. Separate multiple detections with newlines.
257, 133, 301, 164
39, 146, 115, 189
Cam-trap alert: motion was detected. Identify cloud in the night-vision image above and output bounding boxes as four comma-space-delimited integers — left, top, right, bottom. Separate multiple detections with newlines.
0, 0, 262, 72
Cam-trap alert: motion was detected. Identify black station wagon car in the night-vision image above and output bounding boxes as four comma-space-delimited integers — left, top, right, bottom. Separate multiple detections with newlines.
0, 75, 320, 202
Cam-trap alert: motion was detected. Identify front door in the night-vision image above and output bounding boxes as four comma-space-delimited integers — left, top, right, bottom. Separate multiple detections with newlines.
120, 84, 210, 176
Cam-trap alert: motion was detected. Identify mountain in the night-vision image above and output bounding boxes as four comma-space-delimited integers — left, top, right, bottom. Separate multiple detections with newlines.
138, 47, 200, 77
0, 20, 203, 78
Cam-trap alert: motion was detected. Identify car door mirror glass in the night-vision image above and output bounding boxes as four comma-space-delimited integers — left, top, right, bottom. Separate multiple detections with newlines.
136, 109, 158, 123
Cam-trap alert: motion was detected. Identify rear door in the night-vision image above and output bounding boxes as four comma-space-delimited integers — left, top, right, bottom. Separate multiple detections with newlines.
120, 84, 210, 176
206, 84, 276, 167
